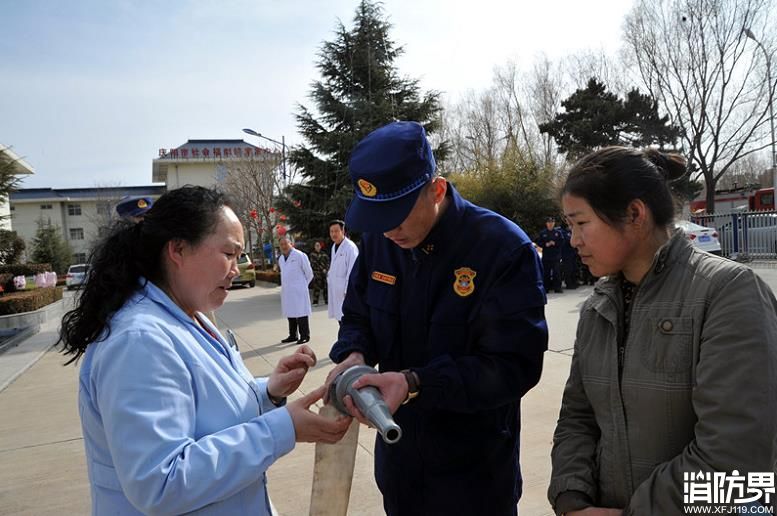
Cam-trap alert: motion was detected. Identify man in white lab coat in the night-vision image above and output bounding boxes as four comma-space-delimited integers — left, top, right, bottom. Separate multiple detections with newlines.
278, 237, 314, 344
327, 220, 359, 321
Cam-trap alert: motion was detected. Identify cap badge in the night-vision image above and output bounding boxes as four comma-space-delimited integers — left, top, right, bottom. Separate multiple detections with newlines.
453, 267, 476, 297
357, 179, 377, 197
137, 199, 148, 209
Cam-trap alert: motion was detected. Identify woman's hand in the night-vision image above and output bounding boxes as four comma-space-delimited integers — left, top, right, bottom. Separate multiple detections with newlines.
267, 345, 316, 399
287, 386, 352, 443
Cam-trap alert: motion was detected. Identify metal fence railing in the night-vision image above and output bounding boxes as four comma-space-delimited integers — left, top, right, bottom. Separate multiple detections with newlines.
691, 210, 777, 261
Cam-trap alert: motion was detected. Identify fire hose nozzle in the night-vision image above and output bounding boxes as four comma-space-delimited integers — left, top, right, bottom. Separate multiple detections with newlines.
329, 365, 402, 444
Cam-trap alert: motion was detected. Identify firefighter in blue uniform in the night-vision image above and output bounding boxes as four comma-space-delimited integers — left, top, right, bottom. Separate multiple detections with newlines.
560, 225, 579, 289
535, 216, 565, 293
115, 195, 154, 222
325, 121, 548, 516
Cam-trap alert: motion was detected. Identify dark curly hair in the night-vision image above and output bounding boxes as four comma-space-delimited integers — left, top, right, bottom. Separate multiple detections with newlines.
58, 186, 234, 364
562, 146, 687, 229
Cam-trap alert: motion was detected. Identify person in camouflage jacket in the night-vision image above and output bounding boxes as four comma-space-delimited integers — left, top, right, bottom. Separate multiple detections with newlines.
308, 241, 329, 305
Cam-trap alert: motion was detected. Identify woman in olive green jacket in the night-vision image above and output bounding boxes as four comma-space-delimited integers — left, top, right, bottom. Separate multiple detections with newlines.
549, 147, 777, 516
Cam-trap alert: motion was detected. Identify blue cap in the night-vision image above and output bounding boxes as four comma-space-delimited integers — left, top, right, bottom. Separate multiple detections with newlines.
345, 121, 436, 233
116, 196, 153, 219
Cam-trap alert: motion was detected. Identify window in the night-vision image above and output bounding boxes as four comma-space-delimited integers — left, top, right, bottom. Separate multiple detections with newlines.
98, 226, 110, 238
96, 202, 110, 216
69, 228, 84, 240
40, 204, 52, 210
72, 254, 87, 264
68, 204, 82, 216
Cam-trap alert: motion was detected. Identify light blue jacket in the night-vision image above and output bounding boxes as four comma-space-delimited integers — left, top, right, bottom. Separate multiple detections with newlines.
78, 280, 295, 515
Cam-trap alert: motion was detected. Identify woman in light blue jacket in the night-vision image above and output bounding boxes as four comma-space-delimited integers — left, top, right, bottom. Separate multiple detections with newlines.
58, 186, 351, 515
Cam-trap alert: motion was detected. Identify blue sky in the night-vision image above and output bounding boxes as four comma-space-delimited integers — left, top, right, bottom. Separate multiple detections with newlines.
1, 0, 633, 188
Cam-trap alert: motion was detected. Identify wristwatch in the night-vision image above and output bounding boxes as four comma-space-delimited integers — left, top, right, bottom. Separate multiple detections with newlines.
400, 369, 420, 404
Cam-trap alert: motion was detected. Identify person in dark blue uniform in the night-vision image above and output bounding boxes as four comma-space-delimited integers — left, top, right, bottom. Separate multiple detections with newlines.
325, 121, 548, 516
115, 195, 154, 222
560, 225, 579, 289
535, 216, 565, 293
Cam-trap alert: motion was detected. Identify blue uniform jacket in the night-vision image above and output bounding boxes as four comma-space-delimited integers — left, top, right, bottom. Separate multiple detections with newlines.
79, 280, 295, 515
330, 185, 548, 515
535, 227, 565, 260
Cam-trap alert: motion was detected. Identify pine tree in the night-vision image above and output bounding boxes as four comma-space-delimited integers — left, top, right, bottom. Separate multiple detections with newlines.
278, 0, 446, 238
31, 219, 72, 274
539, 78, 680, 159
0, 230, 25, 265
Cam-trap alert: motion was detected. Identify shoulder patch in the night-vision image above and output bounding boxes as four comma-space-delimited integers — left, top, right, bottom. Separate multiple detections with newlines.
371, 271, 396, 286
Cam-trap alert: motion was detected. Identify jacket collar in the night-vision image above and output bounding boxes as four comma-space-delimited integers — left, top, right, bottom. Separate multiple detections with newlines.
333, 237, 351, 255
136, 277, 232, 358
591, 228, 693, 316
415, 183, 466, 256
136, 278, 211, 331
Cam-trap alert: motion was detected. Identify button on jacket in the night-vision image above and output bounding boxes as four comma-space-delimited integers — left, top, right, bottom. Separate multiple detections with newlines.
549, 230, 777, 514
79, 280, 295, 515
331, 185, 548, 515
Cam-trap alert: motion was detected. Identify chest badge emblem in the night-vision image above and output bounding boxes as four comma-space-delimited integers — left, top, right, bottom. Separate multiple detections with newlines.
453, 267, 476, 297
357, 179, 377, 197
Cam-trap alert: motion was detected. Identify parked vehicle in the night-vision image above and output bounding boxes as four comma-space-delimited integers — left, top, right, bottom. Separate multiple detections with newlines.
690, 186, 775, 212
675, 220, 722, 255
66, 264, 90, 290
231, 253, 256, 288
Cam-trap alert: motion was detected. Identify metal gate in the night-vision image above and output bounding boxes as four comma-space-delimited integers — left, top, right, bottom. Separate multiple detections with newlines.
691, 210, 777, 260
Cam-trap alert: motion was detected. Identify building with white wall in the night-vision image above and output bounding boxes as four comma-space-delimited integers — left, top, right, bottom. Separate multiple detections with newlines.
0, 143, 35, 231
152, 139, 278, 188
10, 185, 165, 264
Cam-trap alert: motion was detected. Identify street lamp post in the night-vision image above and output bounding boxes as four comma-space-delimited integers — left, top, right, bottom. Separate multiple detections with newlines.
242, 128, 288, 183
744, 28, 776, 197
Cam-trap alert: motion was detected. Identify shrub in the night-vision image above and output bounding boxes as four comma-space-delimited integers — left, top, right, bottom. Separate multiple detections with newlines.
0, 273, 12, 293
0, 263, 51, 276
0, 287, 64, 315
255, 271, 281, 285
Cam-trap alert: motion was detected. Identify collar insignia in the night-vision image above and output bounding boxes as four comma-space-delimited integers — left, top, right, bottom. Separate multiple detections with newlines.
453, 267, 476, 297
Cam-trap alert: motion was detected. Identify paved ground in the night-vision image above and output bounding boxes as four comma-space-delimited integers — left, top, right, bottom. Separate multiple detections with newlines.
1, 266, 775, 515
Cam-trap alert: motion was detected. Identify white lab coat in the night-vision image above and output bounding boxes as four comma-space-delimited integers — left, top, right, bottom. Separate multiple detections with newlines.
279, 247, 314, 318
327, 237, 359, 321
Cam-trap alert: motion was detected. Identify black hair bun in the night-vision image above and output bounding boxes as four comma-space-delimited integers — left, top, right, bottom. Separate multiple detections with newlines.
644, 149, 687, 181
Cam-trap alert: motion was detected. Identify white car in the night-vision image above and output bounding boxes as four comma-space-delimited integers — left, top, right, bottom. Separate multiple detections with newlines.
66, 264, 89, 289
676, 220, 722, 255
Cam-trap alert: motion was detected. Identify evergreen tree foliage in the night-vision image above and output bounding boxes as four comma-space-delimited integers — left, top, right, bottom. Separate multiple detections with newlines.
31, 219, 72, 274
278, 0, 447, 238
539, 78, 679, 159
0, 230, 25, 265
